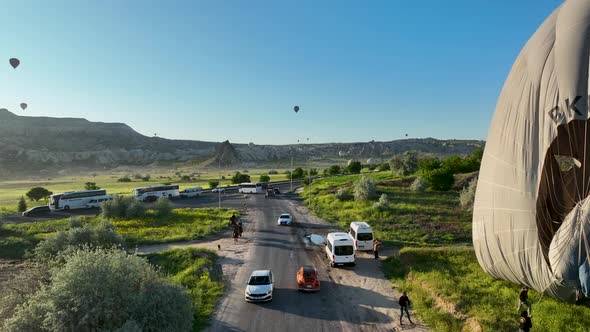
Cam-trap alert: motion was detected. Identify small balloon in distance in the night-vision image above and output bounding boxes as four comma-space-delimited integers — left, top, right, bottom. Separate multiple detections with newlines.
9, 58, 20, 69
294, 105, 300, 113
20, 103, 27, 110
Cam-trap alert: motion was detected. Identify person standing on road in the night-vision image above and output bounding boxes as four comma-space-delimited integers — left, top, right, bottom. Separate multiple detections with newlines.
399, 291, 413, 325
230, 213, 237, 225
373, 239, 382, 259
518, 310, 532, 332
238, 220, 243, 237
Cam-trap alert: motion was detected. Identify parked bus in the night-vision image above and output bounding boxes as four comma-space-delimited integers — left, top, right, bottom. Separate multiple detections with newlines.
133, 184, 180, 201
50, 189, 112, 210
238, 182, 264, 194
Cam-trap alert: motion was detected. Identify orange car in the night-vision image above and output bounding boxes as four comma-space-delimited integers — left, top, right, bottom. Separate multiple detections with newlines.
297, 266, 320, 292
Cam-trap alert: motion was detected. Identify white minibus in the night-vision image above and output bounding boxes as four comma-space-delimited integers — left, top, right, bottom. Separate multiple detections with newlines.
325, 232, 356, 267
349, 221, 374, 251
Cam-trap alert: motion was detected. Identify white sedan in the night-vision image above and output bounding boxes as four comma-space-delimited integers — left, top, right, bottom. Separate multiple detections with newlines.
277, 213, 292, 226
211, 187, 225, 193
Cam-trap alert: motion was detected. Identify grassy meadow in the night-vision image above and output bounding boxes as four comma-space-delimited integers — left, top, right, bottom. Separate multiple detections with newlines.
0, 207, 237, 259
383, 248, 590, 332
302, 171, 472, 246
0, 168, 289, 214
146, 248, 224, 331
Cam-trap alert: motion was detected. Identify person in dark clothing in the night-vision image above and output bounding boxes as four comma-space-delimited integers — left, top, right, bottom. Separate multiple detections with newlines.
230, 213, 237, 225
399, 291, 413, 325
518, 310, 532, 332
517, 286, 531, 314
238, 221, 243, 237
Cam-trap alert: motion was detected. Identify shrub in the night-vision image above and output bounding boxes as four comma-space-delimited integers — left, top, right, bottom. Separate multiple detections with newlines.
2, 248, 193, 332
418, 157, 441, 172
133, 174, 143, 179
25, 187, 53, 202
334, 188, 352, 201
390, 151, 418, 176
378, 163, 391, 171
231, 172, 251, 184
17, 196, 27, 213
325, 165, 341, 176
259, 174, 270, 183
346, 161, 362, 174
102, 195, 145, 219
291, 167, 305, 179
142, 175, 151, 182
126, 200, 146, 219
353, 176, 377, 201
410, 177, 427, 192
155, 196, 173, 217
373, 194, 390, 210
459, 178, 478, 211
209, 180, 219, 189
84, 182, 100, 190
422, 166, 455, 191
268, 170, 278, 175
117, 176, 132, 183
180, 175, 192, 182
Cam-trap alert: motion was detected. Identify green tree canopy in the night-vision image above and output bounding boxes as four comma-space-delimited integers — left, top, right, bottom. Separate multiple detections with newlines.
25, 187, 53, 202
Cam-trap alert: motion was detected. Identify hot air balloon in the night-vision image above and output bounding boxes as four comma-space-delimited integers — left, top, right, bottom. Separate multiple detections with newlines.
20, 103, 27, 110
405, 134, 408, 137
294, 106, 300, 113
474, 0, 590, 303
9, 58, 20, 69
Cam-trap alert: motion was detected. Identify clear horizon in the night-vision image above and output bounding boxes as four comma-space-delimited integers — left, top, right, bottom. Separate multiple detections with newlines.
1, 0, 563, 144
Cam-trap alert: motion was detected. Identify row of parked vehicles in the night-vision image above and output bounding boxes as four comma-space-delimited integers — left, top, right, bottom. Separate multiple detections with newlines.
245, 220, 374, 302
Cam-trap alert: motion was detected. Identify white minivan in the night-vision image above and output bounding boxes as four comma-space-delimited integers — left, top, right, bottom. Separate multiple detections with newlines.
325, 232, 356, 267
179, 186, 203, 198
349, 221, 374, 251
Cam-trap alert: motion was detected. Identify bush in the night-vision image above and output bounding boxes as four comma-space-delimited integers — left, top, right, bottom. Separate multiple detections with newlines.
117, 176, 132, 183
209, 180, 219, 189
334, 188, 352, 201
353, 176, 377, 201
459, 178, 478, 211
390, 151, 418, 176
291, 167, 305, 179
180, 175, 192, 182
373, 194, 390, 210
25, 187, 53, 202
378, 163, 391, 171
410, 177, 427, 192
155, 196, 173, 217
2, 248, 193, 332
268, 170, 278, 175
231, 172, 251, 184
259, 174, 270, 183
422, 166, 455, 191
325, 165, 341, 176
84, 182, 100, 190
102, 195, 145, 219
418, 157, 441, 172
133, 174, 143, 179
142, 175, 151, 182
17, 196, 27, 213
346, 161, 362, 174
32, 220, 124, 262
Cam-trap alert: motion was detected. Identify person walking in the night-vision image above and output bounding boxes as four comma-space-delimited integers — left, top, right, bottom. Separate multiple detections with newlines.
517, 286, 531, 314
518, 310, 532, 332
373, 239, 382, 259
230, 213, 237, 226
238, 221, 243, 237
399, 291, 413, 325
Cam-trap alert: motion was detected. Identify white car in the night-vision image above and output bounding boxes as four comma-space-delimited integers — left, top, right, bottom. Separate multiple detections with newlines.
245, 270, 274, 302
211, 187, 225, 193
277, 213, 292, 226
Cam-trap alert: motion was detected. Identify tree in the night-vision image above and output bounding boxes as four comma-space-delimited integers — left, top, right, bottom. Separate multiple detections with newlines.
117, 176, 132, 183
180, 175, 192, 182
291, 168, 305, 180
378, 163, 391, 171
155, 197, 173, 217
325, 165, 341, 176
308, 168, 319, 176
410, 177, 427, 192
390, 151, 418, 176
209, 180, 219, 189
142, 175, 151, 182
259, 174, 271, 183
418, 157, 441, 172
17, 196, 27, 213
334, 188, 352, 201
373, 194, 390, 210
459, 178, 478, 211
2, 248, 193, 332
84, 182, 100, 190
353, 176, 377, 201
346, 161, 362, 174
25, 187, 53, 202
231, 172, 250, 184
422, 166, 455, 191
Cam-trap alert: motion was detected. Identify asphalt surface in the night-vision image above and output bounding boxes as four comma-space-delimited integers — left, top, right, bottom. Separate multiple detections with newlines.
205, 189, 421, 332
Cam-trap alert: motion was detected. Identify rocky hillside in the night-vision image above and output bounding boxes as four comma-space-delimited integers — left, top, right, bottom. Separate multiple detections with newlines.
0, 109, 484, 175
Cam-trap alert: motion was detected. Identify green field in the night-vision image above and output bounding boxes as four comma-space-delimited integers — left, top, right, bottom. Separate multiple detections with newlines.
0, 168, 289, 214
384, 247, 590, 332
302, 171, 472, 246
146, 248, 224, 331
0, 207, 237, 259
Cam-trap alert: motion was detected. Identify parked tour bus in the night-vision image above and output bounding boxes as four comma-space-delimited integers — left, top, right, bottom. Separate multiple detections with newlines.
325, 232, 356, 267
133, 184, 180, 201
348, 221, 374, 251
50, 189, 112, 210
238, 182, 264, 194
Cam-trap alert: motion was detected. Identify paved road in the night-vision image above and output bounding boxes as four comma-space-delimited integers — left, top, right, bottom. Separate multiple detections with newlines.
205, 193, 426, 332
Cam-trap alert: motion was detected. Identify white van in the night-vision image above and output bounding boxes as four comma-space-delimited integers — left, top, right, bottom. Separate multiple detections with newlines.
179, 186, 203, 198
349, 221, 374, 251
325, 232, 355, 267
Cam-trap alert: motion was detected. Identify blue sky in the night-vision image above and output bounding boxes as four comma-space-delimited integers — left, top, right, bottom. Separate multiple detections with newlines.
1, 0, 563, 144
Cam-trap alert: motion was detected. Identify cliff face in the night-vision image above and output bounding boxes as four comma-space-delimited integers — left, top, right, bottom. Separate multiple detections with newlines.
0, 109, 484, 175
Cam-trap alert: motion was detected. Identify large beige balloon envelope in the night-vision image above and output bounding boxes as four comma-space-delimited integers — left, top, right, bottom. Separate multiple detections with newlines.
474, 0, 590, 302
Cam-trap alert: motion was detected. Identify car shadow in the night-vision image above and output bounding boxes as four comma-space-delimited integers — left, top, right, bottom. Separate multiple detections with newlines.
266, 280, 395, 323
